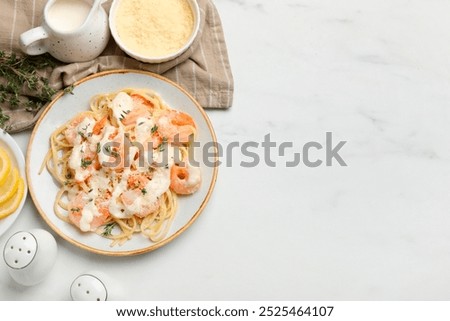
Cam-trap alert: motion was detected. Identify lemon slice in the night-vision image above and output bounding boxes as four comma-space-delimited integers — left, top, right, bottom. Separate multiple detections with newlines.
0, 168, 19, 205
0, 177, 24, 220
0, 147, 11, 186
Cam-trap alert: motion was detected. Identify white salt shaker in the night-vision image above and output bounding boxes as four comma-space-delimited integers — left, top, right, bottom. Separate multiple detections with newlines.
3, 229, 57, 286
70, 272, 114, 301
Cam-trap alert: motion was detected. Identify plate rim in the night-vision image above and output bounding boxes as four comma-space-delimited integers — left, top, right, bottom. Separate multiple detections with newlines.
26, 69, 218, 256
0, 130, 28, 237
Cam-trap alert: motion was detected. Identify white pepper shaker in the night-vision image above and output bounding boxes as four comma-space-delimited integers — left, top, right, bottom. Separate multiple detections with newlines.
70, 273, 108, 301
70, 271, 124, 301
3, 229, 57, 286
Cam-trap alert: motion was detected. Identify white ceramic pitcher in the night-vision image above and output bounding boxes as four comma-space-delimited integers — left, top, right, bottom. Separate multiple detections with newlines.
19, 0, 110, 63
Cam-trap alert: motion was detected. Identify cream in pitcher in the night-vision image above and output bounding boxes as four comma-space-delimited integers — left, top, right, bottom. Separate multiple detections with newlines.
47, 0, 92, 33
19, 0, 110, 63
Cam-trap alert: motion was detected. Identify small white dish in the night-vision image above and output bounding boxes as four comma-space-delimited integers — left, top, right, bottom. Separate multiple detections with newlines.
0, 131, 28, 238
109, 0, 200, 63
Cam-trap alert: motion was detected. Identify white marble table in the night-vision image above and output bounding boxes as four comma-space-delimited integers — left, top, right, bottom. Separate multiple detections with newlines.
2, 0, 450, 300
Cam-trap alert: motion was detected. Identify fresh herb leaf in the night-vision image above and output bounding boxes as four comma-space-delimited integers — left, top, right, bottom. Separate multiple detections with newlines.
64, 84, 75, 95
119, 112, 130, 121
81, 158, 92, 168
70, 207, 81, 212
159, 137, 167, 152
0, 109, 10, 128
141, 188, 147, 195
0, 51, 57, 129
96, 142, 101, 153
151, 125, 158, 134
102, 222, 116, 237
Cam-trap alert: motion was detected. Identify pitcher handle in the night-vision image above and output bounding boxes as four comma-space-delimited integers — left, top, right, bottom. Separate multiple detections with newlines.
19, 26, 49, 56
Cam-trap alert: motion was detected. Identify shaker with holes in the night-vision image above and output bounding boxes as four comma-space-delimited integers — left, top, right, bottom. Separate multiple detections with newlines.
3, 229, 57, 286
70, 271, 121, 301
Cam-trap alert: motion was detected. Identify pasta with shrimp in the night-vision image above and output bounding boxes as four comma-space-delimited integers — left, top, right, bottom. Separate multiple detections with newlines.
40, 88, 202, 246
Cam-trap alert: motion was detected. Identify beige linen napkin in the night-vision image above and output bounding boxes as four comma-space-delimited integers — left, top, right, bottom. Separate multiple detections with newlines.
0, 0, 233, 133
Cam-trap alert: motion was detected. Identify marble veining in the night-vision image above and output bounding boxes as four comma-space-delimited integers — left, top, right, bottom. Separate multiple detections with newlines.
2, 0, 450, 300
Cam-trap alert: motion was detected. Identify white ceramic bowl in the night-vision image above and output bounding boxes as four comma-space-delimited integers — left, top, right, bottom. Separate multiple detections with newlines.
0, 131, 27, 238
109, 0, 200, 63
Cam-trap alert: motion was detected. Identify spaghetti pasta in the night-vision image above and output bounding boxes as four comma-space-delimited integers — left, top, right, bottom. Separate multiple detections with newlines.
40, 88, 201, 246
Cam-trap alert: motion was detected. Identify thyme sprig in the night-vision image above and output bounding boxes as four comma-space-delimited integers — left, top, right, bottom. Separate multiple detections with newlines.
0, 50, 57, 128
102, 222, 117, 237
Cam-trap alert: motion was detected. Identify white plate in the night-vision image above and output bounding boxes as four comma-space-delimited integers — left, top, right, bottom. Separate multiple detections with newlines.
0, 131, 28, 237
26, 70, 218, 256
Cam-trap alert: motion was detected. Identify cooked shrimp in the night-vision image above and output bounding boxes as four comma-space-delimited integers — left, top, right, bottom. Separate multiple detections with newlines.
92, 116, 108, 135
68, 141, 100, 182
121, 105, 151, 126
127, 173, 151, 190
157, 110, 196, 143
68, 191, 110, 232
99, 127, 126, 170
120, 189, 160, 218
170, 163, 201, 195
131, 93, 154, 110
64, 114, 90, 145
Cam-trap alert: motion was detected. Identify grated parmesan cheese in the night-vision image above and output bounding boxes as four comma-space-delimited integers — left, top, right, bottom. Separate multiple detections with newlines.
115, 0, 194, 57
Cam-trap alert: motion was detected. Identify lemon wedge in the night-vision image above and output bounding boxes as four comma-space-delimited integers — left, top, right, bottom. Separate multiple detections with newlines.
0, 168, 19, 205
0, 177, 24, 219
0, 147, 11, 186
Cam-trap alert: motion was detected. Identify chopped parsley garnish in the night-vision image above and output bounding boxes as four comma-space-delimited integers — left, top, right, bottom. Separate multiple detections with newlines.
159, 137, 168, 152
151, 125, 158, 134
96, 143, 101, 153
119, 110, 131, 121
81, 158, 92, 168
141, 188, 147, 195
104, 145, 112, 154
70, 207, 81, 212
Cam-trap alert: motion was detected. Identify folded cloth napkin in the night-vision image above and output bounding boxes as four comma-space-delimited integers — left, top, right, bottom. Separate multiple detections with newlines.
0, 0, 234, 133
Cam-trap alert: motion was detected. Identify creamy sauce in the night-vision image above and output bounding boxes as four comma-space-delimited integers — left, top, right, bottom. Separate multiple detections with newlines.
80, 201, 99, 232
47, 0, 91, 33
112, 92, 134, 124
115, 0, 194, 57
135, 117, 155, 145
65, 91, 200, 230
186, 165, 201, 187
108, 167, 171, 219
